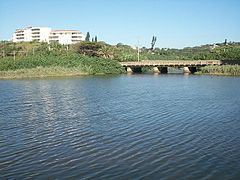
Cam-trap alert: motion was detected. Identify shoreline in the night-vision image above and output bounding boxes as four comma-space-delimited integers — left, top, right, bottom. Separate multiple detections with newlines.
1, 68, 240, 80
195, 72, 240, 76
0, 66, 95, 80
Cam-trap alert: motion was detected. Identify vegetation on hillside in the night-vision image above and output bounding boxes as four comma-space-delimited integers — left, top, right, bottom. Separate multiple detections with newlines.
72, 41, 240, 61
1, 40, 240, 61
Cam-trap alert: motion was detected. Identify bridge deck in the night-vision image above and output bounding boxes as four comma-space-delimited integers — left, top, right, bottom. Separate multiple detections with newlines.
120, 60, 221, 67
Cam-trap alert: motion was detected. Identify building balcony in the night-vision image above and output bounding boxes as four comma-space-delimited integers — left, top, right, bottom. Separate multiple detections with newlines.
72, 36, 82, 38
16, 31, 24, 33
49, 36, 59, 39
49, 40, 59, 43
72, 32, 80, 35
32, 36, 40, 39
31, 28, 40, 31
72, 40, 81, 42
32, 32, 40, 34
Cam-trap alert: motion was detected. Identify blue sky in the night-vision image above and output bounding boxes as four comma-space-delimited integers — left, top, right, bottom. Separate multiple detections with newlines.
0, 0, 240, 48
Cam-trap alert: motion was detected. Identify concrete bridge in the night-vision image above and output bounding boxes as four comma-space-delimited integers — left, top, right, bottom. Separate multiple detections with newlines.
119, 60, 221, 73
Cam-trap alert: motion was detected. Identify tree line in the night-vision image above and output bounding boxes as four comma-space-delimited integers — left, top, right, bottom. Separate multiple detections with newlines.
1, 39, 240, 61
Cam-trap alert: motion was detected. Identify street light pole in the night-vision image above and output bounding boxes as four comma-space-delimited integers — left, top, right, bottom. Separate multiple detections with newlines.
137, 36, 140, 62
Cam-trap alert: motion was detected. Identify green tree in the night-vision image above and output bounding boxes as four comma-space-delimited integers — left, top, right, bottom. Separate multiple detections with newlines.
76, 41, 103, 57
95, 36, 98, 42
85, 32, 90, 41
224, 39, 228, 45
151, 36, 157, 50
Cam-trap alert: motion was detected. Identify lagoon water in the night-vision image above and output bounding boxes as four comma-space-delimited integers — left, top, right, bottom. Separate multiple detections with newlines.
0, 74, 240, 179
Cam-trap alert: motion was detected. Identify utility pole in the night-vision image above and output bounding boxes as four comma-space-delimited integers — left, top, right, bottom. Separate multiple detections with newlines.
137, 36, 140, 62
13, 51, 16, 60
137, 46, 140, 62
66, 45, 69, 55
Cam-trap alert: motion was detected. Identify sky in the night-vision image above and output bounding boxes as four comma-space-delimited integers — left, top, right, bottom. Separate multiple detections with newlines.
0, 0, 240, 48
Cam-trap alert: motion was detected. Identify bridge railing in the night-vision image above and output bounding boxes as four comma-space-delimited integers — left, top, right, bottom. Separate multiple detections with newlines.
119, 60, 221, 66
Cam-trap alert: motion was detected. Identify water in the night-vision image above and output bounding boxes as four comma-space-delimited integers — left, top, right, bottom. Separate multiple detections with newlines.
0, 74, 240, 179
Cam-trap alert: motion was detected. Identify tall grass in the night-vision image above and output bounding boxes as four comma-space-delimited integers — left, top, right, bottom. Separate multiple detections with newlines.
0, 66, 89, 79
199, 65, 240, 75
0, 52, 124, 75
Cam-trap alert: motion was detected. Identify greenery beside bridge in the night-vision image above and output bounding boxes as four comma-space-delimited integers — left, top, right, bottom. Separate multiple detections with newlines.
0, 40, 240, 78
197, 65, 240, 76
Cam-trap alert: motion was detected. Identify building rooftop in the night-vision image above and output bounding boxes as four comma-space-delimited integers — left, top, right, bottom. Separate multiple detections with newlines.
51, 30, 81, 33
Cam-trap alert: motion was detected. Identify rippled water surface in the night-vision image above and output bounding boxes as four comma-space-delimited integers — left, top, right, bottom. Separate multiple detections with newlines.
1, 74, 240, 179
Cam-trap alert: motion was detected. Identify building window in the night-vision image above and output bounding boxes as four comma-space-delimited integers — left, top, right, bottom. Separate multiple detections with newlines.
72, 36, 81, 38
50, 40, 59, 43
32, 35, 40, 38
49, 36, 59, 39
32, 28, 40, 31
16, 30, 24, 33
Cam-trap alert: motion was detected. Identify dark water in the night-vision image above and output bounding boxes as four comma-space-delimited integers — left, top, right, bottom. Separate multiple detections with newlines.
1, 74, 240, 179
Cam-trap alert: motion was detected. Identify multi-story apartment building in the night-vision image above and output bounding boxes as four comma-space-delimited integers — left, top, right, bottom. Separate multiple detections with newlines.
12, 26, 85, 44
12, 27, 52, 43
49, 30, 85, 45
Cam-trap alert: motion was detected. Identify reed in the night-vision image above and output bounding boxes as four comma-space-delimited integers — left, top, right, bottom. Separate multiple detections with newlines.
198, 65, 240, 75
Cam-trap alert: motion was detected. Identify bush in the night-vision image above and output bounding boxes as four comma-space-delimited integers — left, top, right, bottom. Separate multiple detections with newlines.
0, 52, 124, 74
200, 65, 240, 75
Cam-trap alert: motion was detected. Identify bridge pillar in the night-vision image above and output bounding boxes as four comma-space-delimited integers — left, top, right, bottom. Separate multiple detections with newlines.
183, 67, 191, 73
126, 67, 142, 73
183, 67, 197, 74
126, 67, 133, 73
153, 67, 160, 73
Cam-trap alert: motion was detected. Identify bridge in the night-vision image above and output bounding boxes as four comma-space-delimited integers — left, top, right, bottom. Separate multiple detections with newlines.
119, 60, 221, 73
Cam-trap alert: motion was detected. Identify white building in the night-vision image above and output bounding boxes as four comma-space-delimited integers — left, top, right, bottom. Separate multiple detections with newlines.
49, 30, 85, 45
12, 26, 85, 44
12, 26, 52, 43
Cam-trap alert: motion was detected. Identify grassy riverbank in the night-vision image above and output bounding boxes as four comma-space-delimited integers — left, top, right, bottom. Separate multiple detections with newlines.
0, 53, 124, 79
197, 65, 240, 76
0, 66, 90, 79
